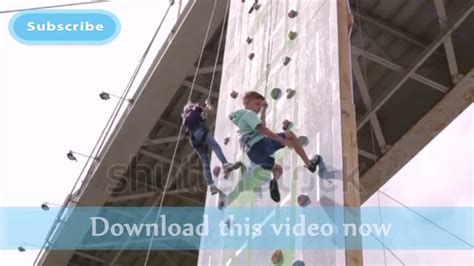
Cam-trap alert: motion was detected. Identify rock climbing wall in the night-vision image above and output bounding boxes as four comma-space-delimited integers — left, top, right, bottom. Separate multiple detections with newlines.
199, 0, 348, 265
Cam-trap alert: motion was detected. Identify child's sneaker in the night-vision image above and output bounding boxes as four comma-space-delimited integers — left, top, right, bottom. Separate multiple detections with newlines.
217, 192, 228, 210
269, 179, 281, 202
209, 184, 219, 195
223, 162, 243, 179
305, 155, 322, 173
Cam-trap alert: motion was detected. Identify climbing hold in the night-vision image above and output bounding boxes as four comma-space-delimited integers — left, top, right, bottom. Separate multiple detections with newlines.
282, 119, 294, 131
288, 31, 298, 40
254, 1, 261, 11
271, 249, 283, 264
286, 88, 296, 99
212, 166, 221, 178
246, 37, 253, 44
297, 194, 311, 207
297, 136, 309, 147
283, 56, 291, 66
224, 137, 230, 145
271, 88, 282, 100
230, 90, 239, 99
288, 10, 298, 18
248, 1, 261, 14
249, 53, 255, 60
292, 260, 305, 266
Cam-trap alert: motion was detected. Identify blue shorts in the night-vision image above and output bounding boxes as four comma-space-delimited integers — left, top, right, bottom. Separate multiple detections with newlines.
247, 133, 286, 170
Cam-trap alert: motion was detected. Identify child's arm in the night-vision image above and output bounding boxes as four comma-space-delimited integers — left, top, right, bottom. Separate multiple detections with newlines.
260, 101, 268, 127
202, 99, 213, 116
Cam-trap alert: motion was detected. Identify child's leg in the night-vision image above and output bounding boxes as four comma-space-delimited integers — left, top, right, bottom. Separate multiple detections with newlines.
204, 133, 229, 165
271, 164, 282, 181
284, 131, 312, 167
194, 143, 214, 186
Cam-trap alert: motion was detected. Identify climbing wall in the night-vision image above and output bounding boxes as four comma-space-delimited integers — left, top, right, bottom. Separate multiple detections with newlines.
199, 0, 349, 265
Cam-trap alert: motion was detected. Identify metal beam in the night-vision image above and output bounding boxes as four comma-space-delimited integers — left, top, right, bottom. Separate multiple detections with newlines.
146, 135, 184, 146
74, 251, 105, 264
352, 59, 388, 152
159, 119, 181, 129
358, 149, 378, 161
189, 64, 223, 75
182, 80, 219, 98
352, 26, 394, 61
351, 46, 449, 93
357, 4, 474, 130
107, 188, 204, 205
351, 9, 428, 49
361, 69, 474, 203
434, 0, 460, 82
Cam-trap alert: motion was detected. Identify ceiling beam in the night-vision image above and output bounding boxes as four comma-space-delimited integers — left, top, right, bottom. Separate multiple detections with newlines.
358, 149, 378, 161
145, 135, 184, 146
351, 9, 429, 50
182, 80, 219, 98
189, 64, 223, 76
360, 69, 474, 203
434, 0, 460, 83
356, 4, 474, 131
106, 187, 204, 205
352, 58, 388, 153
351, 46, 449, 93
74, 251, 105, 264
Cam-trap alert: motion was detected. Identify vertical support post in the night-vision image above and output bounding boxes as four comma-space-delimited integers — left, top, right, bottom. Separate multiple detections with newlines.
337, 0, 363, 265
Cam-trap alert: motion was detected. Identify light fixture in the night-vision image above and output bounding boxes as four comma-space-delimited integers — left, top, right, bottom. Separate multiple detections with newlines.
17, 243, 42, 252
67, 150, 97, 161
99, 91, 133, 103
41, 201, 61, 211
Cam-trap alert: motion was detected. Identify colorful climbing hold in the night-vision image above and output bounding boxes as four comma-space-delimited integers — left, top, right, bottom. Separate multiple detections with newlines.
297, 135, 309, 147
286, 88, 296, 99
282, 119, 294, 131
224, 137, 230, 145
249, 53, 255, 60
246, 37, 253, 44
271, 88, 282, 100
288, 10, 298, 18
292, 260, 305, 266
288, 31, 298, 40
271, 249, 283, 264
297, 194, 311, 207
230, 90, 239, 99
283, 56, 291, 66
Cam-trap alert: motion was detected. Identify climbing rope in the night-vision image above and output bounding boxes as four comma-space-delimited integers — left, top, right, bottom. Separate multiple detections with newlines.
143, 0, 227, 265
208, 1, 230, 101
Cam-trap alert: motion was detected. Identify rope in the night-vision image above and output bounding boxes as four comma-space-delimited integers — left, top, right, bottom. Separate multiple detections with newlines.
0, 0, 107, 14
187, 0, 219, 103
33, 2, 174, 265
208, 0, 230, 100
143, 0, 222, 265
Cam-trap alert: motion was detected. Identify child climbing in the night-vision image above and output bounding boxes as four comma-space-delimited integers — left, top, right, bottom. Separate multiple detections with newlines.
182, 99, 241, 195
229, 91, 321, 202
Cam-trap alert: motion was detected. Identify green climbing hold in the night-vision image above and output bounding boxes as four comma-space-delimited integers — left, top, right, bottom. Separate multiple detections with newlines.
297, 135, 309, 147
271, 88, 282, 100
288, 31, 298, 40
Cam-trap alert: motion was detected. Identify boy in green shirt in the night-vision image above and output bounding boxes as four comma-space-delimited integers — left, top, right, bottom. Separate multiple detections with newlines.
229, 91, 321, 202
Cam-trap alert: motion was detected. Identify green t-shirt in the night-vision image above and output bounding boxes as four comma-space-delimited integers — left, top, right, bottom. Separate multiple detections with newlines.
230, 109, 264, 152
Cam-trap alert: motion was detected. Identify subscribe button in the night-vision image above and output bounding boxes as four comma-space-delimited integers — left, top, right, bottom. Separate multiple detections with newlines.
9, 10, 120, 44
